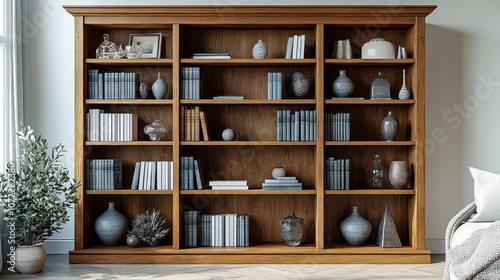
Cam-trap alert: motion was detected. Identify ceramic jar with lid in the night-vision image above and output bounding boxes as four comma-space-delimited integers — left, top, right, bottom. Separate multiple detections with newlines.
280, 211, 304, 246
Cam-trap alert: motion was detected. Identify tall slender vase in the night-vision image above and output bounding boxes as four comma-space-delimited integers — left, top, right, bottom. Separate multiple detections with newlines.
340, 205, 372, 246
398, 69, 410, 100
152, 72, 168, 99
95, 202, 128, 246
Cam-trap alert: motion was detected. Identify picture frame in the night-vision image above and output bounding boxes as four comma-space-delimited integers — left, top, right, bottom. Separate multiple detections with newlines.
129, 33, 162, 59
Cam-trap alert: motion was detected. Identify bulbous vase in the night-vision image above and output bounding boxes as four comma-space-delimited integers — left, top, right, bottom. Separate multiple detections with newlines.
95, 202, 128, 246
340, 205, 372, 246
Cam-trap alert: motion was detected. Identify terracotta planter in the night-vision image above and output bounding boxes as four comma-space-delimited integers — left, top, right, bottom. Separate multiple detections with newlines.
15, 244, 47, 274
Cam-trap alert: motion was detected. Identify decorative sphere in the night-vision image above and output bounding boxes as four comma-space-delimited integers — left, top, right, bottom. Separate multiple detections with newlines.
288, 72, 310, 98
272, 167, 286, 178
126, 235, 141, 247
222, 128, 236, 141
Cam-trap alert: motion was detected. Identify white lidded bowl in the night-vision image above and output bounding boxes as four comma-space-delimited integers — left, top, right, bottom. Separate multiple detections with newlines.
361, 38, 395, 59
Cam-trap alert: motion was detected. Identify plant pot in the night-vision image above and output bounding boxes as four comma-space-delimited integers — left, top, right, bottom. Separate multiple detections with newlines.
15, 244, 47, 274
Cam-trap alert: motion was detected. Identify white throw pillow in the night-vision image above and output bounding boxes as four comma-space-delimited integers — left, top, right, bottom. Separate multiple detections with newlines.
468, 166, 500, 221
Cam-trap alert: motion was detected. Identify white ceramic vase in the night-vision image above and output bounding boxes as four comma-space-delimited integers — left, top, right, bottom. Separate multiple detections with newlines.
15, 244, 47, 274
389, 160, 410, 189
152, 72, 168, 99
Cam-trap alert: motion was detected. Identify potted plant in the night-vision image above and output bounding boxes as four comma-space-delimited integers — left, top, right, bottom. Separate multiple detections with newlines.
0, 125, 79, 274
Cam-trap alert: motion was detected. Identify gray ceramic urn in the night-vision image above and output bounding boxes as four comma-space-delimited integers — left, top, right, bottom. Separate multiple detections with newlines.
95, 202, 129, 246
332, 70, 354, 97
340, 205, 372, 246
381, 111, 398, 141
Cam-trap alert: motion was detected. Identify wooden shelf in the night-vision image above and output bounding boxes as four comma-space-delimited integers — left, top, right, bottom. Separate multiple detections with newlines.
181, 58, 316, 66
180, 99, 317, 105
325, 58, 415, 66
85, 190, 173, 195
181, 141, 316, 146
181, 189, 317, 195
325, 189, 415, 195
325, 141, 415, 146
86, 99, 173, 105
86, 58, 173, 66
86, 141, 173, 146
325, 99, 415, 105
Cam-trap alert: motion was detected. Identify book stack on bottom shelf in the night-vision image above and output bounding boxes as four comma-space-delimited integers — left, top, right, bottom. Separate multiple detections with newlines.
209, 180, 248, 190
261, 176, 302, 190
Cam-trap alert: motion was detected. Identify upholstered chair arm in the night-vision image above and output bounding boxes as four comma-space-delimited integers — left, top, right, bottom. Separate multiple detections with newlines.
444, 202, 477, 251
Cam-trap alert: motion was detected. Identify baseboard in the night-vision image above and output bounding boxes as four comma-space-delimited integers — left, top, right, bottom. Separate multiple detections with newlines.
426, 239, 445, 254
43, 239, 74, 254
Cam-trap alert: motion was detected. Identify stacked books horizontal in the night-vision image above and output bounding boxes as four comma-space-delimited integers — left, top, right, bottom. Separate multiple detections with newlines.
192, 52, 231, 59
285, 34, 306, 59
325, 112, 351, 141
209, 180, 248, 190
325, 157, 350, 190
180, 156, 205, 190
131, 161, 174, 190
262, 176, 302, 190
267, 72, 283, 100
277, 110, 317, 141
180, 106, 210, 141
213, 95, 244, 100
87, 109, 138, 141
85, 159, 122, 190
87, 69, 139, 99
181, 67, 201, 99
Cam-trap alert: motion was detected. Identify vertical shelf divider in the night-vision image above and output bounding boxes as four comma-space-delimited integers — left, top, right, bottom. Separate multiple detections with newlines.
315, 23, 325, 250
172, 23, 181, 250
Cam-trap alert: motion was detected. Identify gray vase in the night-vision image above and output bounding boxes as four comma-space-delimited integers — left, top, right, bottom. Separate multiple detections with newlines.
95, 202, 128, 246
388, 160, 410, 189
252, 39, 268, 59
381, 111, 398, 141
152, 72, 168, 99
288, 72, 310, 98
332, 70, 354, 97
139, 80, 149, 99
340, 205, 372, 246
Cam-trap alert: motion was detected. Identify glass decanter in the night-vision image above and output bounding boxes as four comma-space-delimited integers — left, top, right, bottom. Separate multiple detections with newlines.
144, 120, 167, 141
96, 34, 119, 59
365, 154, 388, 188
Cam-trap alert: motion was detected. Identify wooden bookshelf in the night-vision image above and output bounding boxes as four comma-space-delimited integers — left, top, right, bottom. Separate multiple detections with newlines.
66, 5, 435, 264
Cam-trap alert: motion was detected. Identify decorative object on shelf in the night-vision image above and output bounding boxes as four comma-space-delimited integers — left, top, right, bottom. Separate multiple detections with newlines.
280, 210, 304, 246
96, 33, 120, 59
0, 125, 79, 274
334, 39, 352, 59
365, 154, 388, 188
288, 71, 310, 98
95, 202, 129, 246
398, 69, 410, 100
152, 72, 168, 99
388, 160, 410, 189
144, 119, 167, 141
252, 39, 268, 59
128, 33, 162, 59
370, 72, 391, 100
340, 205, 372, 246
125, 42, 143, 59
126, 234, 141, 247
381, 111, 399, 141
376, 202, 402, 248
129, 209, 171, 246
139, 80, 149, 99
332, 70, 355, 97
272, 165, 286, 179
361, 38, 395, 59
222, 128, 236, 141
397, 45, 407, 59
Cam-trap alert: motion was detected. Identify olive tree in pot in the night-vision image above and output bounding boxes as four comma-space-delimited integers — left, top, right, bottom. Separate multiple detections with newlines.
0, 125, 79, 274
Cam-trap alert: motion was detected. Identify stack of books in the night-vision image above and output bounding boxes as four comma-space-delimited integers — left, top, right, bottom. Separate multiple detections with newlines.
285, 35, 306, 59
192, 52, 231, 59
277, 110, 317, 141
85, 159, 122, 190
209, 180, 248, 190
267, 72, 283, 100
184, 210, 200, 248
261, 176, 302, 190
87, 69, 139, 99
130, 161, 174, 190
325, 157, 350, 190
201, 213, 249, 247
213, 96, 244, 100
181, 67, 201, 99
86, 109, 138, 141
180, 106, 210, 141
325, 112, 351, 141
180, 156, 205, 190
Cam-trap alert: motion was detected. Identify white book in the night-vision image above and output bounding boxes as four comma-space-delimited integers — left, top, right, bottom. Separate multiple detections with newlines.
169, 161, 174, 190
157, 161, 163, 190
213, 96, 244, 100
300, 34, 306, 59
209, 180, 248, 186
88, 109, 103, 141
296, 35, 302, 59
138, 161, 146, 190
285, 36, 293, 59
151, 161, 157, 190
272, 73, 278, 100
292, 35, 299, 59
131, 162, 141, 190
211, 185, 249, 190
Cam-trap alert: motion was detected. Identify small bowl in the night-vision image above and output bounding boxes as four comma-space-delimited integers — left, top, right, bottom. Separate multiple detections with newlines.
361, 38, 395, 59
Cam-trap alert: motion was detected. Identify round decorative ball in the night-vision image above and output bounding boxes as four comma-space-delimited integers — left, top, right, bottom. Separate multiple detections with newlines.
222, 128, 236, 141
288, 72, 310, 98
126, 235, 141, 247
272, 167, 286, 179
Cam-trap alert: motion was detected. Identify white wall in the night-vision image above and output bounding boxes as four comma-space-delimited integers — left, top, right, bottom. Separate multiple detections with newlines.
23, 0, 500, 254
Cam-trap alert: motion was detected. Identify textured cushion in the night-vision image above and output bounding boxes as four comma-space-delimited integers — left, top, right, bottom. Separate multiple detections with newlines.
450, 221, 494, 248
469, 166, 500, 221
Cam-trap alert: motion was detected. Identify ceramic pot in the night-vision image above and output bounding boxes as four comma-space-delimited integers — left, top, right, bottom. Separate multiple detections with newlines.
332, 70, 354, 97
272, 167, 286, 179
288, 72, 310, 98
152, 72, 168, 99
340, 205, 372, 246
389, 160, 410, 189
95, 202, 129, 246
15, 244, 47, 274
252, 39, 268, 59
381, 111, 398, 141
398, 69, 410, 100
361, 38, 395, 59
139, 80, 149, 99
280, 211, 304, 247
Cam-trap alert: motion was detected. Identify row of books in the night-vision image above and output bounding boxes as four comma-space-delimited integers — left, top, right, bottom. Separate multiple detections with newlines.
261, 176, 302, 190
184, 211, 250, 248
87, 69, 139, 99
181, 67, 201, 99
180, 156, 204, 190
131, 161, 174, 190
209, 180, 248, 190
325, 157, 350, 190
285, 35, 306, 59
325, 112, 351, 141
180, 106, 210, 141
87, 109, 138, 141
277, 110, 317, 141
85, 159, 122, 190
192, 52, 231, 59
267, 72, 283, 100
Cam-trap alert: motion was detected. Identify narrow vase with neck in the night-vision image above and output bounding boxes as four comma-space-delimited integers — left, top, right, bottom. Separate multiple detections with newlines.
152, 72, 168, 99
398, 69, 410, 100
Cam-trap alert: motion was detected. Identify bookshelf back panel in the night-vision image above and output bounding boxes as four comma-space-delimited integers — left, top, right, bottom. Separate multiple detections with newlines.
324, 195, 409, 247
182, 194, 315, 244
180, 28, 316, 59
182, 145, 316, 189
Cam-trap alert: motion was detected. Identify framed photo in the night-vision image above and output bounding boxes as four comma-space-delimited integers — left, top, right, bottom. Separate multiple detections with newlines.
129, 33, 162, 59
